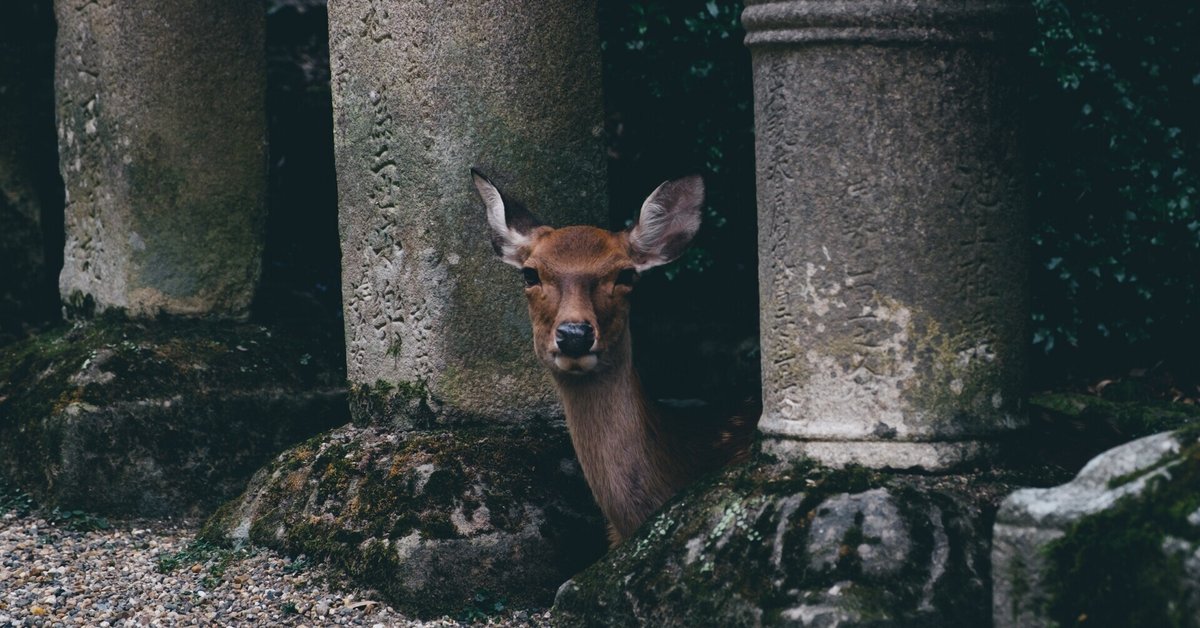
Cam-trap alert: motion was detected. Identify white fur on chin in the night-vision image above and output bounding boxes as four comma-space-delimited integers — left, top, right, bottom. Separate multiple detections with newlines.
554, 354, 598, 374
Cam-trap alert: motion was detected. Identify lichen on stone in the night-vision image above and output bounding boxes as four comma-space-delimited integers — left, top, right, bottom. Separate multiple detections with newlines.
553, 449, 1003, 627
200, 422, 606, 618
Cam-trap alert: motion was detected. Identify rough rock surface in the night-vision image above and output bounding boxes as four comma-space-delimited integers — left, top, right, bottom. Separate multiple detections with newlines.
993, 425, 1200, 627
553, 453, 1016, 627
743, 0, 1030, 469
55, 0, 267, 318
200, 423, 607, 618
0, 316, 348, 516
0, 505, 551, 626
328, 0, 607, 426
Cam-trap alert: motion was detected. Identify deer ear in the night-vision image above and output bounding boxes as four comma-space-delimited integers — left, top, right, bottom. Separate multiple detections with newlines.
628, 175, 704, 272
472, 168, 540, 267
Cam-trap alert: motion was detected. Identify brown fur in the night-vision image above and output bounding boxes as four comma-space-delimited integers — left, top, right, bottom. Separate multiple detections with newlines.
474, 171, 758, 546
520, 227, 758, 545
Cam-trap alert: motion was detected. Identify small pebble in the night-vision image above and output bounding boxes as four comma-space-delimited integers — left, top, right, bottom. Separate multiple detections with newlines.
0, 510, 549, 626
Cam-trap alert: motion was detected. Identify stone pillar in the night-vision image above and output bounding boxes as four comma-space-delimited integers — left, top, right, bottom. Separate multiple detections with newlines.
55, 0, 267, 318
330, 1, 607, 425
0, 0, 59, 336
744, 0, 1029, 469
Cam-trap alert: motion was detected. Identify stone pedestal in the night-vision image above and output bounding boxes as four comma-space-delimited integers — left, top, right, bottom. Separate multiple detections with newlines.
329, 1, 607, 425
55, 0, 267, 318
553, 454, 999, 626
744, 0, 1029, 469
200, 424, 606, 617
0, 318, 349, 516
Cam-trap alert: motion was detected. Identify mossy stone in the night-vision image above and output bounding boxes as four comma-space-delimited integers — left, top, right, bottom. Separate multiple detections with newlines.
200, 422, 606, 618
553, 450, 1018, 627
0, 315, 347, 516
994, 426, 1200, 627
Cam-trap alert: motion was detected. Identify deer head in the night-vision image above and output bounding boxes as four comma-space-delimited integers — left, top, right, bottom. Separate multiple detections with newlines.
472, 169, 704, 379
471, 169, 755, 545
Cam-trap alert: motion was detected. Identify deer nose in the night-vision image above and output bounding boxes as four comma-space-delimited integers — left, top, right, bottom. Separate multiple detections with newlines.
555, 322, 595, 358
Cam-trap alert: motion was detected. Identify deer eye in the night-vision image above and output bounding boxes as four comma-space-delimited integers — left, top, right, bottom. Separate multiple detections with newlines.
615, 268, 637, 287
521, 267, 541, 287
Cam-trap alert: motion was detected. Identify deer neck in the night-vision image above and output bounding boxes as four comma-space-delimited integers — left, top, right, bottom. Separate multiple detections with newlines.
552, 334, 690, 540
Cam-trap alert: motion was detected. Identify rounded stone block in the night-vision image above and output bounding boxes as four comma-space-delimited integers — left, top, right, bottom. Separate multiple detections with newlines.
745, 0, 1029, 468
200, 424, 606, 617
55, 0, 267, 318
553, 454, 1000, 626
329, 1, 607, 425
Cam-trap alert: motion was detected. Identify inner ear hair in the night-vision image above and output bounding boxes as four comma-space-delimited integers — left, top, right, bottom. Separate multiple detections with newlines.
472, 168, 543, 267
629, 175, 704, 270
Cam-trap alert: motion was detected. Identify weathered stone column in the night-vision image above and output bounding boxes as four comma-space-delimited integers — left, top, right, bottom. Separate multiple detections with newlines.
55, 0, 267, 318
330, 1, 607, 425
744, 0, 1029, 469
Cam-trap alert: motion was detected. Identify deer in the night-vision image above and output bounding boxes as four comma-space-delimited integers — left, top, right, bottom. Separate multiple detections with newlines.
472, 168, 758, 545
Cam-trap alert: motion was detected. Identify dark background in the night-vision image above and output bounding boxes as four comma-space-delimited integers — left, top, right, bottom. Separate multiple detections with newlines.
7, 0, 1199, 406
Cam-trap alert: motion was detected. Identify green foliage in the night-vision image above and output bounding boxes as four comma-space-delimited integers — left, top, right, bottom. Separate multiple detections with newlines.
48, 507, 109, 532
600, 1, 760, 402
155, 539, 254, 589
155, 539, 226, 574
604, 0, 1198, 387
600, 0, 754, 279
1027, 0, 1200, 376
0, 480, 35, 516
282, 554, 313, 574
458, 589, 507, 624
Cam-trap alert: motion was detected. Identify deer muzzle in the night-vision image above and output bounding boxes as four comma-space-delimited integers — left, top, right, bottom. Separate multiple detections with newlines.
555, 322, 595, 358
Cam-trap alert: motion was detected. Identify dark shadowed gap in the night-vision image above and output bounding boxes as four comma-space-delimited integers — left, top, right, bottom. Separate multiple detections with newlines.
599, 1, 760, 406
251, 1, 344, 358
0, 0, 65, 344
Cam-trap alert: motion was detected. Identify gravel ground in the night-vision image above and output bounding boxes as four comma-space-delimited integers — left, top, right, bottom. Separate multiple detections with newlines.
0, 510, 550, 627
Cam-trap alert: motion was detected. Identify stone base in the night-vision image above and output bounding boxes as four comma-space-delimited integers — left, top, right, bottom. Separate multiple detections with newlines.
763, 437, 998, 471
0, 316, 348, 516
993, 428, 1200, 628
200, 423, 607, 618
552, 452, 1019, 627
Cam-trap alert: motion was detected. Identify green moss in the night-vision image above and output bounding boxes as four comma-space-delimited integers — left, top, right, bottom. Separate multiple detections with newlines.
1106, 452, 1176, 489
418, 511, 457, 539
1043, 431, 1200, 627
555, 452, 999, 628
202, 423, 605, 618
0, 479, 35, 516
0, 313, 346, 514
1008, 554, 1032, 621
63, 290, 96, 318
1031, 392, 1200, 440
904, 305, 1023, 435
348, 378, 435, 428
